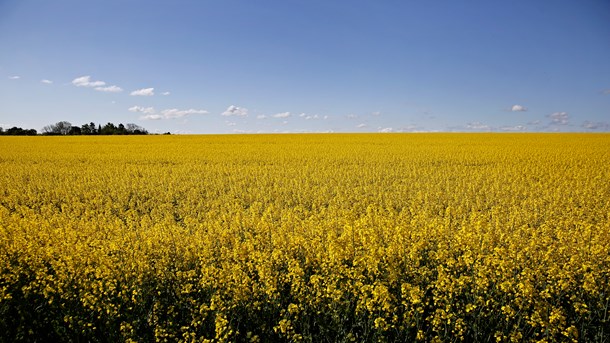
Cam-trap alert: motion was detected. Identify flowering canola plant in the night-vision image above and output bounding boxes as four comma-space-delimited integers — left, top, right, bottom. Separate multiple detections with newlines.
0, 134, 609, 342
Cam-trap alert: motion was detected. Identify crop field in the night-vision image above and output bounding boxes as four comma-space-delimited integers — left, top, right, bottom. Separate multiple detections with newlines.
0, 134, 609, 342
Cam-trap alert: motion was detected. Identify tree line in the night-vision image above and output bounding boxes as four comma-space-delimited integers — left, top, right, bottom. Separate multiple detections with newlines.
0, 121, 150, 136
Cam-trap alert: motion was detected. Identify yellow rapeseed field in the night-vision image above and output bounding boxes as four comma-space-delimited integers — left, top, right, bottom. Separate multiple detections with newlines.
0, 134, 609, 342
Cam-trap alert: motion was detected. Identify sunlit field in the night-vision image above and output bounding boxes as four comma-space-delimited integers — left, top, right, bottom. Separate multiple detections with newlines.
1, 134, 609, 342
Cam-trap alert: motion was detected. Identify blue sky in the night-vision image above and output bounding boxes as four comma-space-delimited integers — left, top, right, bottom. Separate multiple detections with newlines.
1, 0, 609, 134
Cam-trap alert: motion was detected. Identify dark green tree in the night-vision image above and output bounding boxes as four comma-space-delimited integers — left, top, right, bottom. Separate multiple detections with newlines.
117, 123, 126, 135
100, 123, 116, 135
69, 126, 81, 135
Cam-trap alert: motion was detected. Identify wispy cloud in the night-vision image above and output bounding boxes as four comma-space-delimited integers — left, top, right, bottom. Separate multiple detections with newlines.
130, 106, 208, 120
398, 125, 422, 132
95, 85, 123, 93
601, 89, 610, 95
72, 75, 106, 87
465, 122, 491, 130
500, 125, 527, 131
511, 104, 527, 112
130, 88, 154, 96
139, 114, 164, 120
222, 105, 248, 116
547, 112, 569, 125
346, 114, 358, 119
161, 108, 208, 118
298, 113, 324, 120
372, 111, 381, 116
72, 75, 122, 92
40, 79, 53, 84
256, 115, 267, 119
582, 121, 610, 131
8, 76, 20, 80
233, 129, 259, 134
357, 123, 367, 128
128, 106, 155, 114
272, 112, 291, 118
378, 127, 393, 133
162, 91, 170, 96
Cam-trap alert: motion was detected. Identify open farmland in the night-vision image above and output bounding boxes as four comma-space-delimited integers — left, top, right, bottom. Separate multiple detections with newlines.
1, 134, 609, 342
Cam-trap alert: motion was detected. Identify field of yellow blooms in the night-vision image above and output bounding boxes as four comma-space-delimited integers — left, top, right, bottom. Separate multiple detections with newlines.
1, 133, 609, 342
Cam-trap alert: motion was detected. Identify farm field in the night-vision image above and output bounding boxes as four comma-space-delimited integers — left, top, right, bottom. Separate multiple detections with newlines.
0, 133, 609, 342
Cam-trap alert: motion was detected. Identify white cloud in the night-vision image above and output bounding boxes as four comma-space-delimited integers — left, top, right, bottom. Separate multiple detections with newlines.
72, 75, 106, 87
256, 115, 267, 119
323, 115, 329, 120
226, 121, 237, 126
582, 121, 610, 130
40, 79, 53, 84
500, 125, 527, 131
305, 114, 320, 120
9, 76, 20, 80
547, 112, 569, 125
357, 123, 367, 128
511, 105, 527, 112
128, 106, 155, 114
140, 114, 164, 120
273, 112, 291, 118
162, 91, 170, 96
372, 111, 381, 116
298, 113, 306, 117
379, 127, 393, 133
73, 76, 121, 92
130, 88, 154, 96
465, 122, 491, 130
161, 108, 208, 118
222, 105, 248, 116
95, 85, 123, 93
527, 120, 541, 125
131, 106, 208, 120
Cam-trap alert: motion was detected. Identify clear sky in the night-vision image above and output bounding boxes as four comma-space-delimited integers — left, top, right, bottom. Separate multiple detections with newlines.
1, 0, 609, 134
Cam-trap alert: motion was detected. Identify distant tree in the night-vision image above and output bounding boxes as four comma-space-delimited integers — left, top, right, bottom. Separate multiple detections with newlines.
41, 125, 55, 135
69, 126, 81, 135
6, 127, 25, 135
100, 123, 116, 135
42, 121, 72, 135
1, 127, 37, 136
56, 121, 72, 135
117, 123, 126, 135
81, 124, 92, 135
0, 127, 37, 136
126, 123, 148, 135
40, 121, 149, 136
